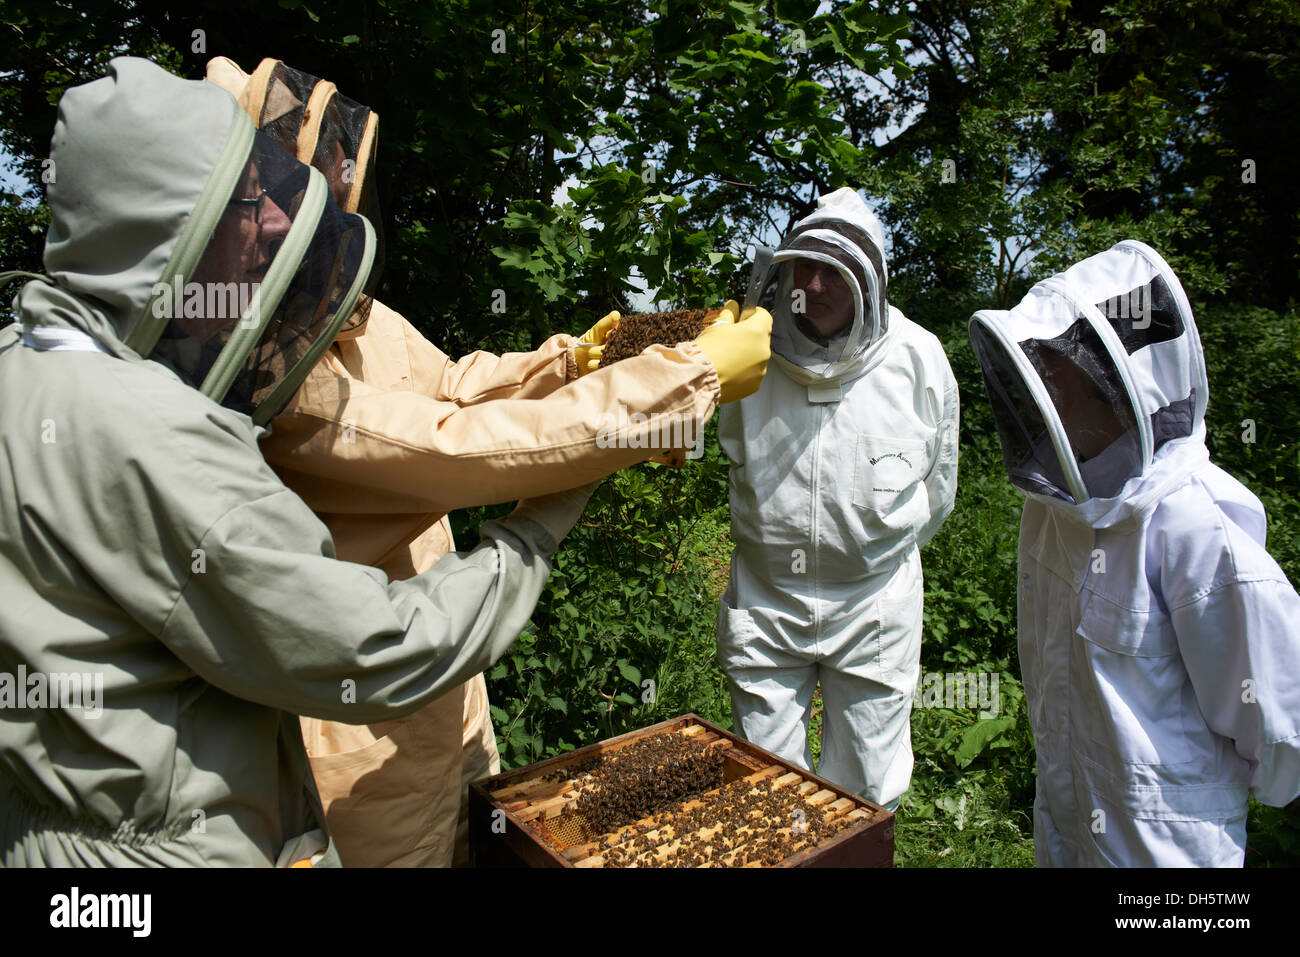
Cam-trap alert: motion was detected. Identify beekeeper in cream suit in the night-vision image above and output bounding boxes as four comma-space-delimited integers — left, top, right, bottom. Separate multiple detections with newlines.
204, 56, 772, 867
969, 239, 1300, 866
717, 187, 959, 809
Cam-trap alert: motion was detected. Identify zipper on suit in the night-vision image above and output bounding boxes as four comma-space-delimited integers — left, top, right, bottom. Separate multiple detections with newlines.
810, 401, 824, 654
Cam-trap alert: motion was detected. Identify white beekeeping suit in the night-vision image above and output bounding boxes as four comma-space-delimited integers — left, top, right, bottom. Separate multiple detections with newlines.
717, 188, 959, 809
969, 239, 1300, 867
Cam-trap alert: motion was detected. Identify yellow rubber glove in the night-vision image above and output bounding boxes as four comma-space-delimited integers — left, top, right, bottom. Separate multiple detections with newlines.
573, 311, 620, 376
694, 299, 772, 404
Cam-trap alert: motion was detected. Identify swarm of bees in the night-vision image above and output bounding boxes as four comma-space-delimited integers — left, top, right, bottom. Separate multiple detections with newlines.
573, 734, 726, 834
597, 777, 857, 868
595, 308, 719, 368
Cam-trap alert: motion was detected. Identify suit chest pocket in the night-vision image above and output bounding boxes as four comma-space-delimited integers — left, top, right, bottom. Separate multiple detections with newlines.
852, 434, 928, 515
1074, 588, 1202, 767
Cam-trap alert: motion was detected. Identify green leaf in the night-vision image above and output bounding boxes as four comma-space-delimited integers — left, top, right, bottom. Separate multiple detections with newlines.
934, 791, 969, 830
616, 660, 641, 686
954, 717, 1017, 768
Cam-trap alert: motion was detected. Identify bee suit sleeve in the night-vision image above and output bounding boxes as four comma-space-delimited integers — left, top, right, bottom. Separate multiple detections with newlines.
914, 367, 960, 548
1155, 466, 1300, 808
265, 302, 719, 514
155, 420, 592, 723
396, 311, 581, 405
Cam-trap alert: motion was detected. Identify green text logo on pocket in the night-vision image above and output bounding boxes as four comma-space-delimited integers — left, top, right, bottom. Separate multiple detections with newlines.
868, 449, 916, 493
854, 434, 927, 512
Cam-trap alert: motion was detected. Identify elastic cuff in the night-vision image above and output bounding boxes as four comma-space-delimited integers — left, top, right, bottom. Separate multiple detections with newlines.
551, 335, 582, 382
484, 513, 560, 556
673, 339, 722, 408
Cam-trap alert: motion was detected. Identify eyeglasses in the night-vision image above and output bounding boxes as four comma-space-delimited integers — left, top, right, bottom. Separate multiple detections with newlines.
227, 187, 269, 224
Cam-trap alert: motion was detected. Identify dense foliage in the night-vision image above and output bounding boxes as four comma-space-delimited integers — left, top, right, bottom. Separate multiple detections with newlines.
3, 0, 1296, 866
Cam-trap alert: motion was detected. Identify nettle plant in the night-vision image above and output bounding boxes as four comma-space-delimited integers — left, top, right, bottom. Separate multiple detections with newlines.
484, 417, 734, 769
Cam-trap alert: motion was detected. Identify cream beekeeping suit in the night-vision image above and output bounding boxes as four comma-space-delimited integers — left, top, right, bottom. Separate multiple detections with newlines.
718, 188, 959, 808
969, 239, 1300, 866
206, 57, 731, 866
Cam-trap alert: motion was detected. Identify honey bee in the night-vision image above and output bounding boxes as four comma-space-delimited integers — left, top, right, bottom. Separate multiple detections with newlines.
596, 309, 716, 368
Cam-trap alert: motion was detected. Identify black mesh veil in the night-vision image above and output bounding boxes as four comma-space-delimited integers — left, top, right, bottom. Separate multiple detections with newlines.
308, 85, 383, 321
147, 130, 374, 424
1021, 319, 1142, 501
149, 131, 308, 393
255, 62, 315, 164
247, 60, 383, 328
224, 195, 373, 422
970, 323, 1076, 502
971, 316, 1145, 504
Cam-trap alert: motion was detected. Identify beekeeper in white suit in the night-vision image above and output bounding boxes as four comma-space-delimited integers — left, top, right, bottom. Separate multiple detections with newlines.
969, 239, 1300, 866
717, 187, 959, 809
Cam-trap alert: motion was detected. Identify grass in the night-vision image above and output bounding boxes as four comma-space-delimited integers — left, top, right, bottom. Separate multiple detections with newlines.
804, 681, 1037, 867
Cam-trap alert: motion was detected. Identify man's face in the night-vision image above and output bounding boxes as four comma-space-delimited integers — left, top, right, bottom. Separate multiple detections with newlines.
185, 159, 293, 340
325, 137, 349, 209
1038, 352, 1128, 461
793, 258, 854, 340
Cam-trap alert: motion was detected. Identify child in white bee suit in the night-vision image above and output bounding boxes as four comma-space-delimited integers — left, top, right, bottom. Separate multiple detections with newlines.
969, 239, 1300, 866
717, 188, 959, 810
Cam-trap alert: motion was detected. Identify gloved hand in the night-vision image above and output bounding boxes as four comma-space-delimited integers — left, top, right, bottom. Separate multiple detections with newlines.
510, 481, 600, 544
573, 311, 620, 376
694, 299, 772, 404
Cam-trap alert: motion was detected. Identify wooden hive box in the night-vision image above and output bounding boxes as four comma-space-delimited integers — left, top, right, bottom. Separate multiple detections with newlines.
469, 714, 894, 867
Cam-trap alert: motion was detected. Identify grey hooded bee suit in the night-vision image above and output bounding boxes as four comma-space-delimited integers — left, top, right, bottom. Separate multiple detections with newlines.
0, 58, 569, 866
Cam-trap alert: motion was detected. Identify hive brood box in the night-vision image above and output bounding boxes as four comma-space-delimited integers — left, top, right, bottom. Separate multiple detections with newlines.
469, 714, 894, 867
596, 308, 720, 368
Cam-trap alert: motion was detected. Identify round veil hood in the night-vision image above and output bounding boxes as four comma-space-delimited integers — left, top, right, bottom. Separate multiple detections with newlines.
206, 57, 380, 218
969, 240, 1210, 528
22, 57, 377, 426
41, 57, 244, 345
755, 187, 890, 395
206, 56, 383, 336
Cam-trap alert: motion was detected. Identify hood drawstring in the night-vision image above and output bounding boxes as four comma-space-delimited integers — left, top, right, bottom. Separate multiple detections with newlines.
1, 272, 107, 353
